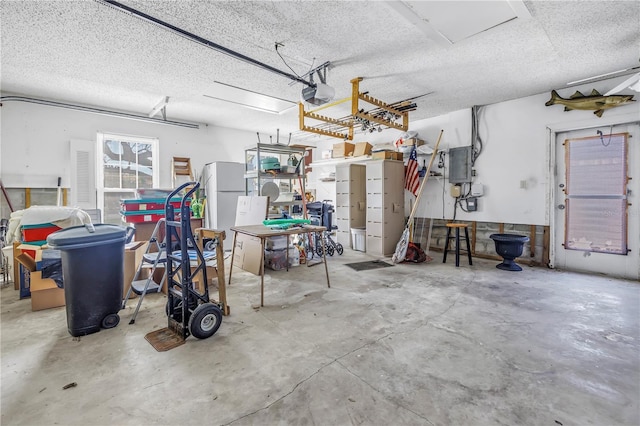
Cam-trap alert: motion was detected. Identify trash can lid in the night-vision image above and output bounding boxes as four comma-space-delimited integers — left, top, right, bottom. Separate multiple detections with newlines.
47, 224, 127, 248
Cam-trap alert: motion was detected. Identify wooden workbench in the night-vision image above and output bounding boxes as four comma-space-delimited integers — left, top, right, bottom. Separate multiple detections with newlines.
228, 224, 330, 307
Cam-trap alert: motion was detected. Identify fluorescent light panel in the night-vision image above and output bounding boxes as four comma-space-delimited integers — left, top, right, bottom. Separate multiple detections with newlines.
413, 1, 518, 43
389, 1, 530, 45
204, 82, 296, 114
567, 68, 635, 85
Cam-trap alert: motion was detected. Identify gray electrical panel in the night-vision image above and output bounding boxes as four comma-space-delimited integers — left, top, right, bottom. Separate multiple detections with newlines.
448, 146, 472, 184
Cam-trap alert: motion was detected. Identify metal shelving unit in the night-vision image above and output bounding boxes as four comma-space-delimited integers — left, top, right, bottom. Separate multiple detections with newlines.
244, 143, 309, 215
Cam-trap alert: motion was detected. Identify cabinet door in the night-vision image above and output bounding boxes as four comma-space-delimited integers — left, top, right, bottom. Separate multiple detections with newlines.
366, 193, 383, 208
367, 206, 383, 223
380, 160, 405, 255
336, 227, 351, 247
336, 193, 350, 207
366, 235, 383, 256
366, 221, 383, 237
335, 164, 350, 182
366, 161, 384, 179
336, 217, 350, 234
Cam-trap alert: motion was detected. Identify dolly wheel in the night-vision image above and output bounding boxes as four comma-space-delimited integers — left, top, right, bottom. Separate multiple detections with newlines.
101, 313, 120, 329
336, 244, 344, 255
188, 303, 222, 339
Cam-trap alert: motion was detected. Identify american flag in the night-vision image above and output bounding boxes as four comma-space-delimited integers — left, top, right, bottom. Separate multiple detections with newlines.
404, 145, 420, 195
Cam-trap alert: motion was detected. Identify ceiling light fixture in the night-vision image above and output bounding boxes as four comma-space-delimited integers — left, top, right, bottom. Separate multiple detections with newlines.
567, 66, 640, 86
604, 72, 640, 96
204, 82, 296, 114
148, 96, 169, 119
386, 1, 531, 46
1, 96, 199, 129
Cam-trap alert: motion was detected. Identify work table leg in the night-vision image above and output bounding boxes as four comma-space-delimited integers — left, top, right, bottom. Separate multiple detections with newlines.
228, 231, 237, 286
260, 237, 266, 306
321, 231, 330, 288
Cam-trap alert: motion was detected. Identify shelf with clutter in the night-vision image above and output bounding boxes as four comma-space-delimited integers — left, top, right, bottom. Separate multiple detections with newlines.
244, 143, 312, 218
299, 77, 416, 140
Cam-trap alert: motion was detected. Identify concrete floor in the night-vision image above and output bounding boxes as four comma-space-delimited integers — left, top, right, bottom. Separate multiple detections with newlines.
1, 250, 639, 426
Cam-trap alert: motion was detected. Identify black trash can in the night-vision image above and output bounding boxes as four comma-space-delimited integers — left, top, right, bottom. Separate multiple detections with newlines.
47, 224, 127, 336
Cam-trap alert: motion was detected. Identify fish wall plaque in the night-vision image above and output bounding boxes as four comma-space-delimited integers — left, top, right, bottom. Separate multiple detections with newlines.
545, 89, 634, 117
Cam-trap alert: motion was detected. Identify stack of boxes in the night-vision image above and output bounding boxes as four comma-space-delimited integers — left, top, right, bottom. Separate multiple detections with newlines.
119, 197, 189, 224
13, 218, 151, 312
332, 142, 373, 158
15, 241, 65, 311
15, 222, 65, 310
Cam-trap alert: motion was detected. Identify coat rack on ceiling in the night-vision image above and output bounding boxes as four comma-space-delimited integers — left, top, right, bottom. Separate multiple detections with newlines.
299, 77, 415, 140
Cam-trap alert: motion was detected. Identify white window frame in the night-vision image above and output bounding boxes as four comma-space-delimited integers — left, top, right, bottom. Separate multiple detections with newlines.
564, 132, 628, 255
96, 132, 159, 224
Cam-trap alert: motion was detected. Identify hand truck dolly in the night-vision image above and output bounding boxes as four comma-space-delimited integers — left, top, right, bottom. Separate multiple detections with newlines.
158, 182, 223, 341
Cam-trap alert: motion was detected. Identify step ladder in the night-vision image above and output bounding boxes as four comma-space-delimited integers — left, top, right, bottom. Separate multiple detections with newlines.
122, 219, 168, 324
171, 157, 194, 187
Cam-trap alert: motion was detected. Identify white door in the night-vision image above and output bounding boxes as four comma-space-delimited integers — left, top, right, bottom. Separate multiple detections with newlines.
553, 123, 639, 279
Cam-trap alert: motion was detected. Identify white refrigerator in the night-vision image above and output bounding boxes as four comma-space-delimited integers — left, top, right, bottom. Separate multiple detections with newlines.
202, 161, 245, 244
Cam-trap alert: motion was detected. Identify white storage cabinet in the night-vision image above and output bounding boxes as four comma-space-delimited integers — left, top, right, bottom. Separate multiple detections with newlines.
365, 160, 405, 256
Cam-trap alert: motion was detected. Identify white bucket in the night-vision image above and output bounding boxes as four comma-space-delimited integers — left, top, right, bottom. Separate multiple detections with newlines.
350, 227, 366, 252
2, 245, 14, 281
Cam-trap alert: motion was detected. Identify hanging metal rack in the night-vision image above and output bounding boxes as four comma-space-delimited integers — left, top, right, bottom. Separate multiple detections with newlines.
299, 77, 417, 140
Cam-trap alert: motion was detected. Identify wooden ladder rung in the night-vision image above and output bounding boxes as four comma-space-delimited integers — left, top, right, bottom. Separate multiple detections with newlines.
172, 157, 194, 186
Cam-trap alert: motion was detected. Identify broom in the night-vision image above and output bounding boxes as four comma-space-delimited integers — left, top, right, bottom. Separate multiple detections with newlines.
392, 129, 444, 263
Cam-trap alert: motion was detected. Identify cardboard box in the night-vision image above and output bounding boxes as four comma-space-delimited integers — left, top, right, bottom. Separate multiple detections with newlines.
16, 243, 47, 298
191, 266, 217, 293
16, 245, 65, 311
372, 151, 402, 160
401, 137, 424, 147
332, 142, 355, 158
30, 270, 65, 311
232, 233, 262, 276
124, 241, 149, 298
353, 142, 373, 157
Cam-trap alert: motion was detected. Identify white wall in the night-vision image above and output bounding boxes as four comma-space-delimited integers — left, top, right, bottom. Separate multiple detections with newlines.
2, 75, 638, 227
0, 100, 284, 190
311, 76, 640, 226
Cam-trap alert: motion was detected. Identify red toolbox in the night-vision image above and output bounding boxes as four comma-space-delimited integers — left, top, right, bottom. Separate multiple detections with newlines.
120, 197, 189, 212
120, 209, 192, 224
21, 223, 62, 242
120, 210, 166, 223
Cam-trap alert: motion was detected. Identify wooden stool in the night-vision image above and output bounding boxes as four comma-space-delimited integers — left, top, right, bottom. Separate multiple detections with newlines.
443, 223, 472, 267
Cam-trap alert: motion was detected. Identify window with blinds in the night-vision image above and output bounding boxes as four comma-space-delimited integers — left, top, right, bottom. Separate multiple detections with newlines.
564, 133, 628, 255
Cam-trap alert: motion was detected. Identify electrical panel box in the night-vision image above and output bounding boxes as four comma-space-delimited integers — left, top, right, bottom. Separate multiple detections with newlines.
471, 183, 484, 197
466, 197, 478, 211
448, 146, 472, 184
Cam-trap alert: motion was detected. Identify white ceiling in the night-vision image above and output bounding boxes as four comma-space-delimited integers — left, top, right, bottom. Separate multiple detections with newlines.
1, 1, 639, 140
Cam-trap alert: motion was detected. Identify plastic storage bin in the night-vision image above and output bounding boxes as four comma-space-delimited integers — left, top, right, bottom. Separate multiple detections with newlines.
46, 224, 127, 336
351, 227, 366, 252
